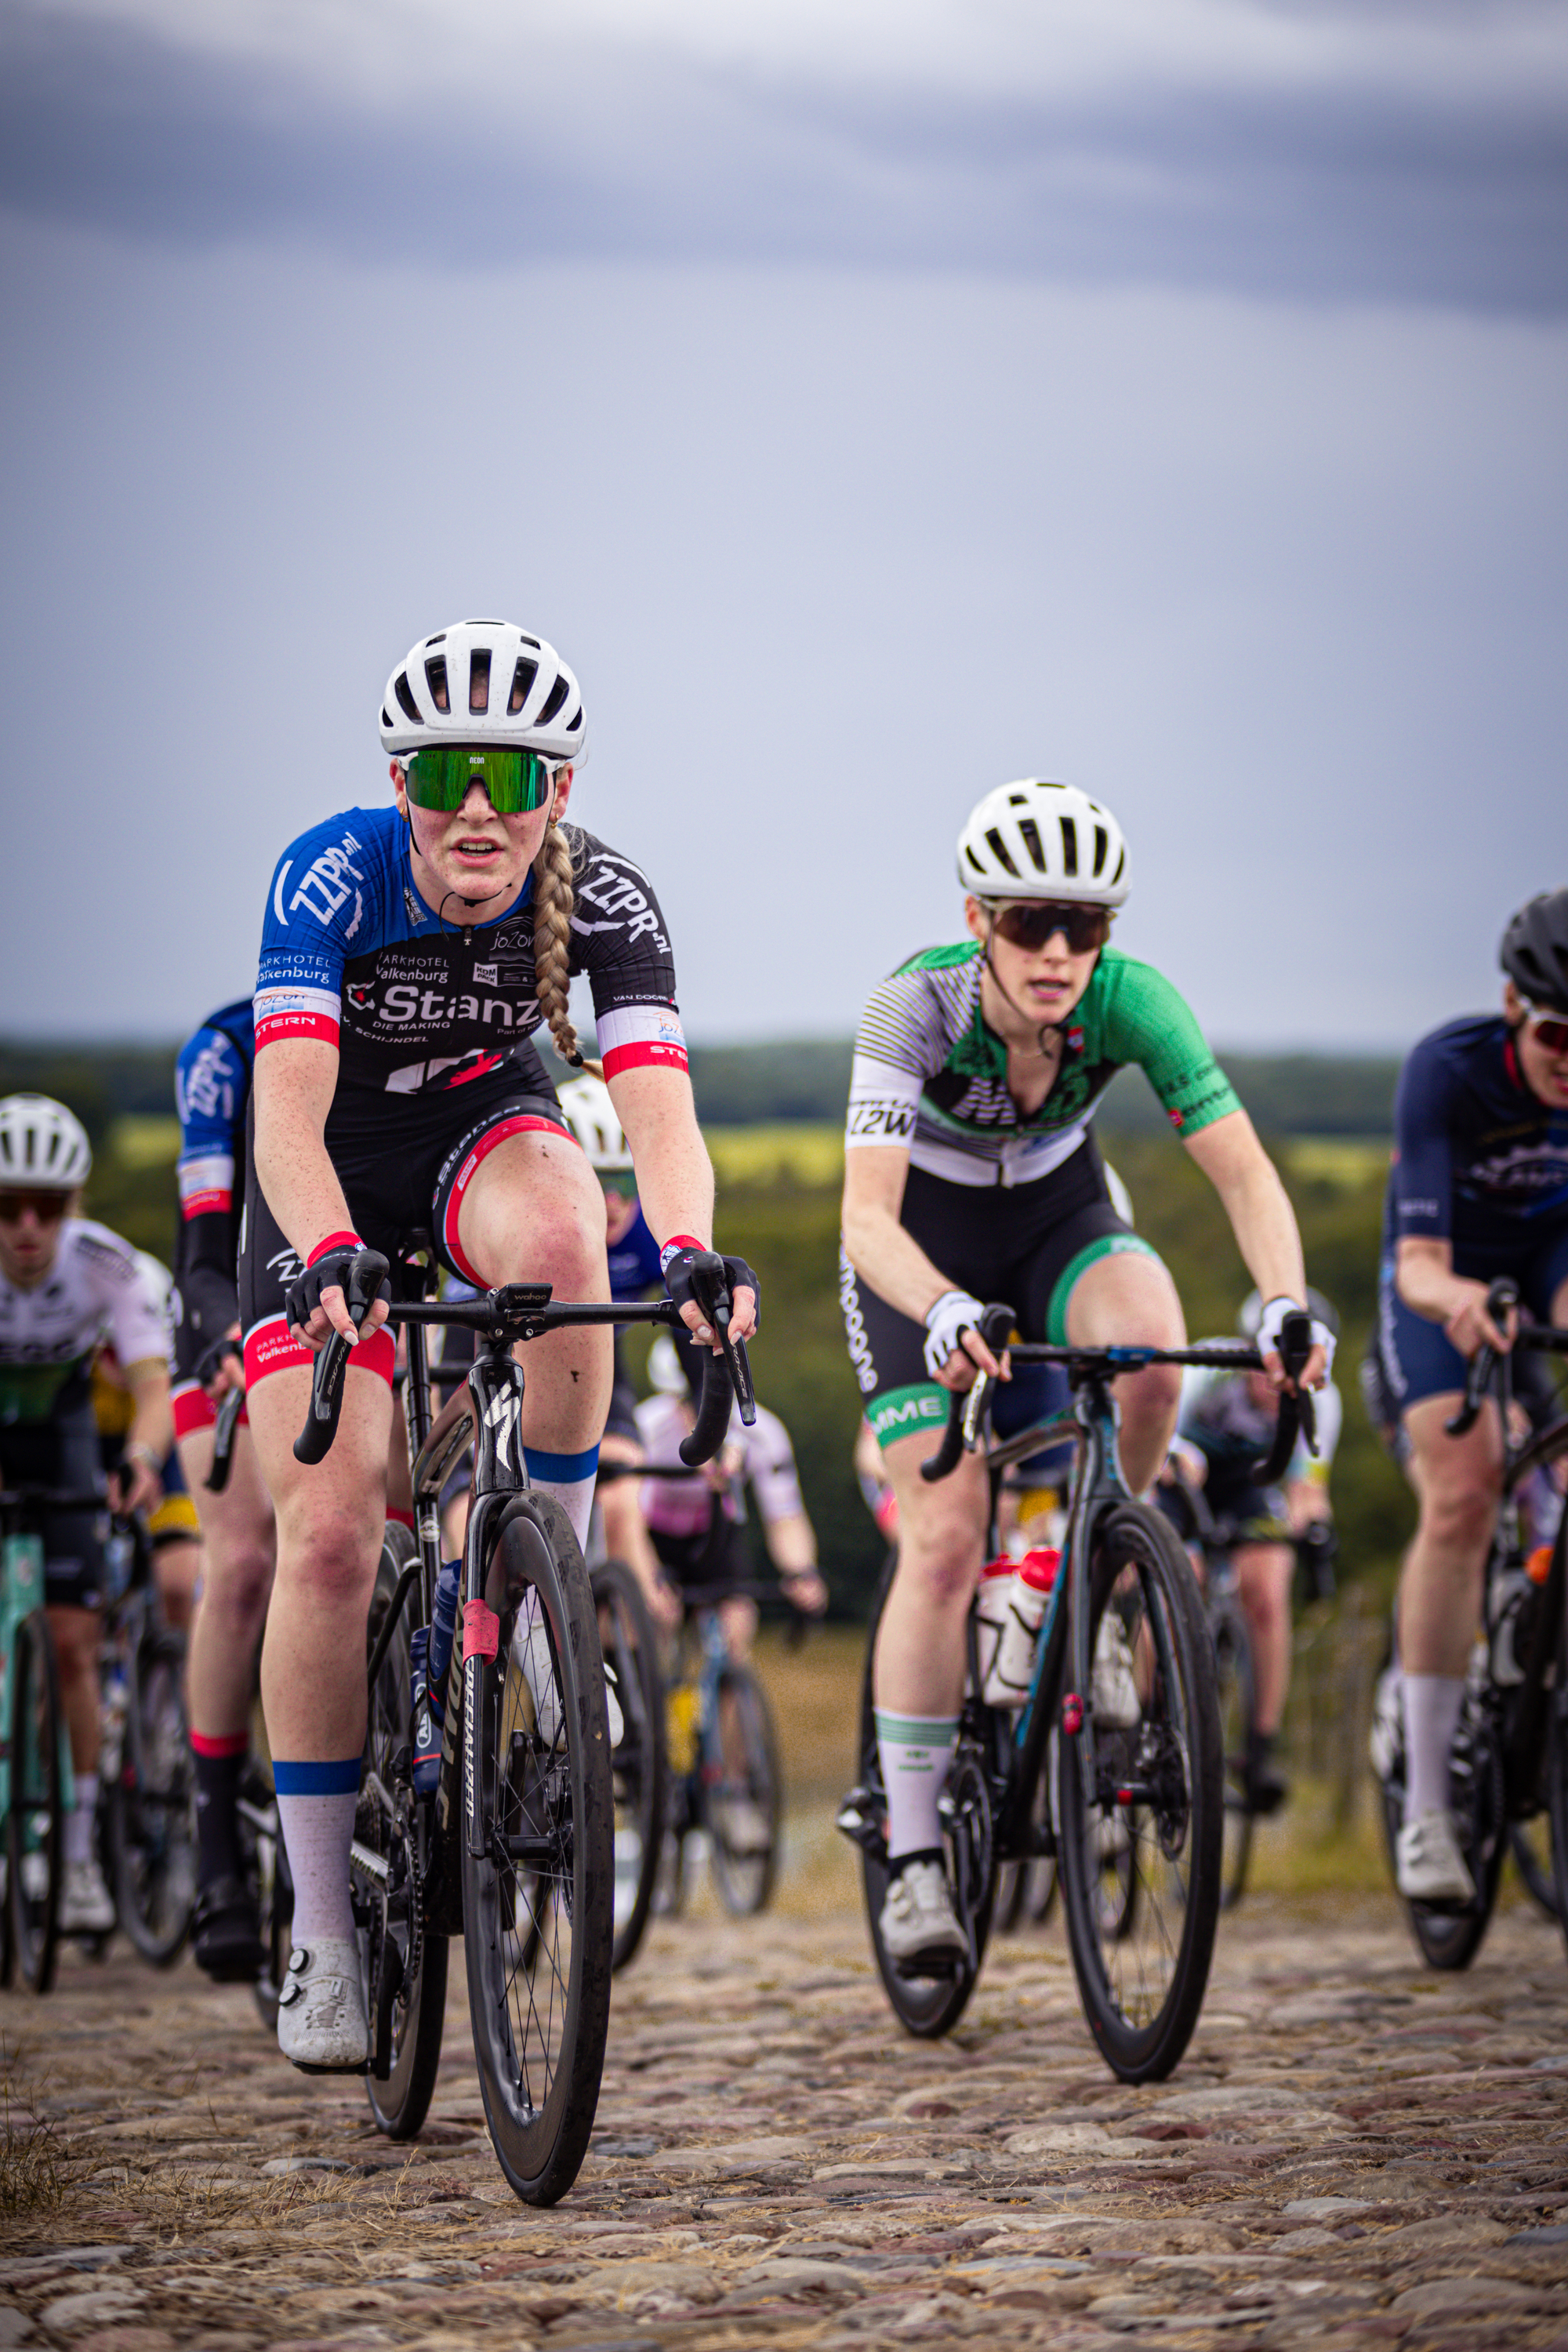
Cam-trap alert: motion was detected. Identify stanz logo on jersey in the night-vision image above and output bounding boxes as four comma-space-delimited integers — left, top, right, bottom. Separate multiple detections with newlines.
343, 977, 531, 1033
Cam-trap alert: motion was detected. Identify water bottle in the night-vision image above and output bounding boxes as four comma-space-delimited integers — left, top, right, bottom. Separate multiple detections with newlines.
980, 1549, 1059, 1710
975, 1559, 1018, 1703
409, 1626, 440, 1798
426, 1559, 462, 1721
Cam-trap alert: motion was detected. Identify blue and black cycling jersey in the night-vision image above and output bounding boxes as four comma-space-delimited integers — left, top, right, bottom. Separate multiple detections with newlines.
1385, 1014, 1568, 1261
172, 998, 255, 1369
607, 1203, 662, 1306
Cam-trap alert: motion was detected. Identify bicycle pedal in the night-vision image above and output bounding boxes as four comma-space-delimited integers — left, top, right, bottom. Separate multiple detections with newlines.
891, 1947, 963, 1981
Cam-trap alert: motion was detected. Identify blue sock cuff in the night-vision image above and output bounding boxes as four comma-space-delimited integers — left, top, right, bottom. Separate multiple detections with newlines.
524, 1443, 600, 1483
272, 1758, 361, 1796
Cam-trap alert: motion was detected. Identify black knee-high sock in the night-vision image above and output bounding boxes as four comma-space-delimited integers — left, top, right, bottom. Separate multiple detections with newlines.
191, 1734, 247, 1888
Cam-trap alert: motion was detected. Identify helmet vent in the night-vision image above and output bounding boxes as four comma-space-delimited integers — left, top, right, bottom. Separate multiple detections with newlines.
567, 706, 583, 733
1059, 817, 1079, 877
1017, 818, 1044, 872
983, 827, 1019, 878
394, 672, 420, 725
508, 657, 538, 715
1093, 825, 1108, 876
468, 649, 491, 714
425, 656, 449, 713
537, 673, 570, 727
1111, 846, 1126, 886
380, 707, 394, 731
426, 630, 446, 647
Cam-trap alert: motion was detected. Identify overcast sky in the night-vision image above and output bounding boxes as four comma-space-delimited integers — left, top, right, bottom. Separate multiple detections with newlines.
2, 0, 1564, 1051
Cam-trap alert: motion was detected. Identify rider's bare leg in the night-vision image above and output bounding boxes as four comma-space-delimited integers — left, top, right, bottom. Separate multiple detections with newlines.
1233, 1539, 1294, 1736
1063, 1250, 1185, 1494
1397, 1392, 1501, 1820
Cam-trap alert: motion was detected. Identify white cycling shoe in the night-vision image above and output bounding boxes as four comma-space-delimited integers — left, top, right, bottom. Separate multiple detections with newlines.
1093, 1616, 1142, 1730
1396, 1810, 1476, 1907
277, 1939, 371, 2072
879, 1859, 968, 1974
60, 1856, 116, 1935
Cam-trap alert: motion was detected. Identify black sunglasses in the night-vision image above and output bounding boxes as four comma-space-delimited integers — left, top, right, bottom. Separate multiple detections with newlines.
987, 899, 1112, 955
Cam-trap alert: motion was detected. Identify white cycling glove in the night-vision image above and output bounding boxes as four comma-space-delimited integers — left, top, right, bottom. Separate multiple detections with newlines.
924, 1289, 987, 1380
1254, 1295, 1336, 1379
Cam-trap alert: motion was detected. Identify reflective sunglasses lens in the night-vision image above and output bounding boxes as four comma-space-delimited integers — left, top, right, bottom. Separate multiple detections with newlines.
0, 1192, 67, 1225
1534, 1012, 1568, 1053
995, 902, 1108, 953
405, 747, 550, 814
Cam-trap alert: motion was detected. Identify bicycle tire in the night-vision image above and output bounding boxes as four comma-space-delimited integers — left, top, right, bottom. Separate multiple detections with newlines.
1211, 1605, 1256, 1913
462, 1493, 615, 2207
107, 1624, 196, 1966
362, 1524, 448, 2140
993, 1860, 1025, 1932
856, 1552, 992, 2039
590, 1559, 666, 1970
704, 1662, 781, 1917
1058, 1502, 1222, 2083
1546, 1606, 1568, 1961
9, 1610, 63, 1994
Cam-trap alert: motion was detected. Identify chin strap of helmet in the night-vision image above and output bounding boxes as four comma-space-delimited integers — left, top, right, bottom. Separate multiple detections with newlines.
980, 913, 1061, 1062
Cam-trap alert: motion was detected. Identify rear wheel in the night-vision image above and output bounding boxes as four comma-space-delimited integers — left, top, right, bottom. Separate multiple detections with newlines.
1377, 1650, 1504, 1971
9, 1611, 63, 1994
591, 1559, 666, 1969
107, 1623, 195, 1966
856, 1552, 993, 2038
1510, 1817, 1557, 1918
362, 1526, 448, 2139
1211, 1604, 1256, 1912
1059, 1504, 1222, 2083
704, 1664, 781, 1917
462, 1494, 615, 2207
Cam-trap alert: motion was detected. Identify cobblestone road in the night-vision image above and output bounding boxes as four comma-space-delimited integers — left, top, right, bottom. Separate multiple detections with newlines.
4, 1864, 1568, 2352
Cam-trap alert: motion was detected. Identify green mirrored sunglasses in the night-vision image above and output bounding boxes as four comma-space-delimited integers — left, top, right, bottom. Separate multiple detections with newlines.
403, 744, 554, 815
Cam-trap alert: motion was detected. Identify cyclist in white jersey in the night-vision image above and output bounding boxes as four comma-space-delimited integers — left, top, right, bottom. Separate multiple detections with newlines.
839, 781, 1330, 1970
0, 1095, 172, 1933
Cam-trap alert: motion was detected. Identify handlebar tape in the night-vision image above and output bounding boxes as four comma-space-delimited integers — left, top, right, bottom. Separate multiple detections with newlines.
920, 1301, 1013, 1486
205, 1387, 244, 1494
292, 1250, 391, 1467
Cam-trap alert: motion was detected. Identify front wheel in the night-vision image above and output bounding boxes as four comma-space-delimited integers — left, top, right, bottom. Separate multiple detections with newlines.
591, 1560, 666, 1970
362, 1525, 448, 2139
1059, 1504, 1222, 2083
107, 1622, 195, 1966
1377, 1653, 1504, 1972
9, 1611, 63, 1994
1211, 1604, 1256, 1913
462, 1494, 615, 2207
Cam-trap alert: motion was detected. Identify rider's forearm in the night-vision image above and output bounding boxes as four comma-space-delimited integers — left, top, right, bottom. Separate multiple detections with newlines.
840, 1185, 954, 1325
1395, 1236, 1471, 1324
123, 1359, 175, 1469
764, 1510, 818, 1575
253, 1039, 357, 1262
1184, 1112, 1307, 1304
608, 1066, 713, 1249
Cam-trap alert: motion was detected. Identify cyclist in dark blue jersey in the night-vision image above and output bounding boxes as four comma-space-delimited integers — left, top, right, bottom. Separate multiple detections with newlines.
242, 620, 757, 2070
167, 1000, 288, 1980
1372, 888, 1568, 1904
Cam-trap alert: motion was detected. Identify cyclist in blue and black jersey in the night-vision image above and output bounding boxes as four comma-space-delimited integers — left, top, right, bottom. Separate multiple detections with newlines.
241, 619, 757, 2070
1370, 888, 1568, 1905
840, 779, 1331, 1973
166, 999, 288, 1981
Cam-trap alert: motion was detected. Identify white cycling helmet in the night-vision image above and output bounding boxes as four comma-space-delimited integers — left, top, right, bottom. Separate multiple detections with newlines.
957, 780, 1130, 906
558, 1075, 632, 1173
0, 1094, 92, 1191
647, 1332, 690, 1396
379, 621, 587, 766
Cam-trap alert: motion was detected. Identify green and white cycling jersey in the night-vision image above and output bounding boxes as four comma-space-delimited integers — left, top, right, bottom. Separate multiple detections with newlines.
846, 941, 1240, 1189
1176, 1359, 1343, 1493
0, 1220, 169, 1427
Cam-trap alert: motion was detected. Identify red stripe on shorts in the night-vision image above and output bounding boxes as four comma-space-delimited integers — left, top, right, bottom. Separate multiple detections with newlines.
243, 1316, 395, 1390
441, 1114, 579, 1286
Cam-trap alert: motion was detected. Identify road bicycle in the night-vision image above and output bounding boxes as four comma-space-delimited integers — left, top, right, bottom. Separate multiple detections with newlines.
656, 1575, 787, 1922
838, 1306, 1312, 2081
0, 1486, 100, 1991
1372, 1280, 1568, 1970
298, 1243, 751, 2205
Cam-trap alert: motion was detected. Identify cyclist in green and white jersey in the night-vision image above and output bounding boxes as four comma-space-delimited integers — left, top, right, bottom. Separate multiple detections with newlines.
840, 779, 1331, 1970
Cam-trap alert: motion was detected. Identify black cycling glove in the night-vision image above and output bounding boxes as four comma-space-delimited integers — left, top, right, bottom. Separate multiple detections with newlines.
285, 1238, 391, 1338
659, 1241, 761, 1334
193, 1333, 245, 1389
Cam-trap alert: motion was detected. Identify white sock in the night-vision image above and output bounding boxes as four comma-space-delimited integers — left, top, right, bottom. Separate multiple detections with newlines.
524, 1445, 598, 1552
65, 1773, 98, 1866
1403, 1674, 1466, 1822
273, 1763, 360, 1944
876, 1711, 959, 1865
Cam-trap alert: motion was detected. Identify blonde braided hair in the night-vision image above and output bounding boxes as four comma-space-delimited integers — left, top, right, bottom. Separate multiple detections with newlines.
532, 814, 604, 1075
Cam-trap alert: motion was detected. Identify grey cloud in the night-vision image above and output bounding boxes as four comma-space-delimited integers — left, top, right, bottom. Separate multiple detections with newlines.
2, 3, 1566, 311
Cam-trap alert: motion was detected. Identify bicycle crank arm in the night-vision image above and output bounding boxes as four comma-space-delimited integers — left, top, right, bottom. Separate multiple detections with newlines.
349, 1838, 391, 1890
